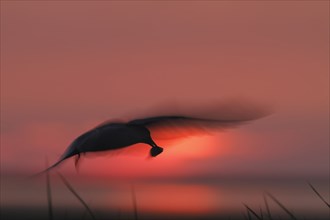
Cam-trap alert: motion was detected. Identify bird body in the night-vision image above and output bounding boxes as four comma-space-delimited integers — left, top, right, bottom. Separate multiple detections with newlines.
73, 123, 154, 153
42, 121, 163, 173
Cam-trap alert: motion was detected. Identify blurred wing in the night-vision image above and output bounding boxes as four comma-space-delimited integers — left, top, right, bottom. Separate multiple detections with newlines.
127, 99, 271, 141
96, 99, 271, 142
128, 115, 256, 141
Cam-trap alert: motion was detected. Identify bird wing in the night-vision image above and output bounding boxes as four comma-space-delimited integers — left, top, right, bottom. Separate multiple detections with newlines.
127, 115, 261, 141
127, 99, 270, 130
102, 99, 271, 141
127, 100, 271, 140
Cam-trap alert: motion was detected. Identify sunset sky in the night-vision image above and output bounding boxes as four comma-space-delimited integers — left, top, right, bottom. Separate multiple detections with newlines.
1, 1, 329, 218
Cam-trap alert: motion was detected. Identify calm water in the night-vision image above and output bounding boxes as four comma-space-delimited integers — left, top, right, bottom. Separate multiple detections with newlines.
1, 174, 329, 220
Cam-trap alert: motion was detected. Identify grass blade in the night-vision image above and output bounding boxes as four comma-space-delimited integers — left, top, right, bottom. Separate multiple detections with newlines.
242, 212, 249, 220
45, 158, 53, 220
247, 209, 252, 220
243, 203, 262, 220
265, 192, 297, 220
131, 184, 138, 220
57, 172, 96, 220
308, 183, 330, 208
259, 207, 263, 220
263, 193, 272, 220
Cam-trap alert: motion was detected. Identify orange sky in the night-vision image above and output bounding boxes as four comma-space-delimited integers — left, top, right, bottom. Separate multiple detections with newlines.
1, 1, 329, 181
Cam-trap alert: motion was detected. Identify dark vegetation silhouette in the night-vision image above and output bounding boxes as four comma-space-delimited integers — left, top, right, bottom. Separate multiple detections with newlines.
44, 174, 329, 220
131, 184, 138, 220
308, 182, 330, 208
57, 172, 96, 220
242, 187, 330, 220
45, 158, 53, 220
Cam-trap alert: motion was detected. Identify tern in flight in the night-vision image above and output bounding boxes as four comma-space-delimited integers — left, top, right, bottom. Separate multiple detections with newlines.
40, 101, 270, 173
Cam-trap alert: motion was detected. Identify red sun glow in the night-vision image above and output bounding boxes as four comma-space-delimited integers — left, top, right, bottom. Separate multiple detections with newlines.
74, 135, 225, 179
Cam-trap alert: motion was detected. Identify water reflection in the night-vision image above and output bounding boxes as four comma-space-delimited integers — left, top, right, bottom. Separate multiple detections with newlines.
109, 183, 219, 215
1, 175, 329, 219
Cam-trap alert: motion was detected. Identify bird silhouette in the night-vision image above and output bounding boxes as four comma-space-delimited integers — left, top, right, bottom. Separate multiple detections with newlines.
40, 100, 271, 174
